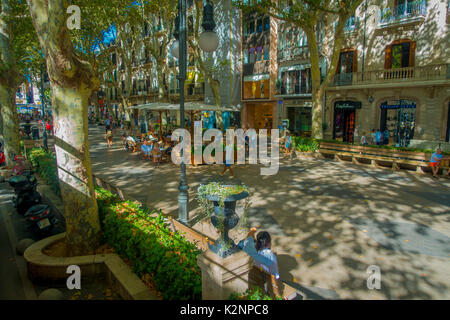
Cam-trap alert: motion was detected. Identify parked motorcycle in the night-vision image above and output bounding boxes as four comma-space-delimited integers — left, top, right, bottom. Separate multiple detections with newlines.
24, 204, 57, 235
8, 171, 42, 215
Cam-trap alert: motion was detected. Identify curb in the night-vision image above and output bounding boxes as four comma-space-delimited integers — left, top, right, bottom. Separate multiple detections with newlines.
24, 232, 157, 300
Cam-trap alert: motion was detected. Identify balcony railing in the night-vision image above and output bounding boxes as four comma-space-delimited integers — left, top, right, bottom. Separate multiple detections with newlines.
278, 84, 312, 95
278, 46, 310, 61
329, 64, 449, 87
378, 0, 427, 27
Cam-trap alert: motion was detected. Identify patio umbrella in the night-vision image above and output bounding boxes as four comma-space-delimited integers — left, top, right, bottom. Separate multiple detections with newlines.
127, 101, 240, 137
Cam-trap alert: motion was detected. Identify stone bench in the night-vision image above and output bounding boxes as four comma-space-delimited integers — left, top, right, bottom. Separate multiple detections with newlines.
318, 142, 449, 174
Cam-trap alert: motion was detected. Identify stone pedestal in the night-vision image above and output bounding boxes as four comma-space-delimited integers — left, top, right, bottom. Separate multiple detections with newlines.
197, 249, 253, 300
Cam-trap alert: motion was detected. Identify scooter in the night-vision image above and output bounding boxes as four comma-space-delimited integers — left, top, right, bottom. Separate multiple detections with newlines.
8, 171, 42, 215
24, 204, 57, 235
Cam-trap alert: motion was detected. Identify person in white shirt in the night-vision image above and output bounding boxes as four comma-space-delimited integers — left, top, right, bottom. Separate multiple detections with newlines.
238, 228, 279, 280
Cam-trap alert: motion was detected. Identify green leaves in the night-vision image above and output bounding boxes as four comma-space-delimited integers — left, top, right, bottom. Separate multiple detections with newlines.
28, 147, 61, 197
229, 287, 282, 300
96, 187, 202, 300
292, 136, 319, 152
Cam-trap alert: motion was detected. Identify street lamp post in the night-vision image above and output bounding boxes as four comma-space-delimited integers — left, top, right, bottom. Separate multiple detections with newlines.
171, 0, 218, 224
40, 63, 48, 150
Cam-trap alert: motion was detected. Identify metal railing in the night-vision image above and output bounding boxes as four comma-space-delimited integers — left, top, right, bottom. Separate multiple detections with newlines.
277, 45, 310, 61
379, 0, 427, 26
330, 64, 449, 87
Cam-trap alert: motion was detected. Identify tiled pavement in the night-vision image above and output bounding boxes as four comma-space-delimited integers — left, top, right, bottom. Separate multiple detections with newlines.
85, 125, 450, 299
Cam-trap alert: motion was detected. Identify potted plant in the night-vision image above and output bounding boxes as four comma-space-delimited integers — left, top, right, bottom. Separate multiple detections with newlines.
197, 182, 251, 258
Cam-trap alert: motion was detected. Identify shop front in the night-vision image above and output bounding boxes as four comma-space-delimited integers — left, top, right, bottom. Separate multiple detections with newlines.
380, 100, 416, 147
242, 102, 275, 131
333, 101, 361, 143
283, 99, 312, 137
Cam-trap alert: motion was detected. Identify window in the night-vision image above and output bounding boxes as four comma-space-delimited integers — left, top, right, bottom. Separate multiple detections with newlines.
385, 40, 416, 69
243, 22, 248, 36
286, 31, 292, 48
248, 21, 255, 34
257, 46, 262, 61
298, 29, 307, 47
244, 50, 249, 64
337, 50, 357, 74
249, 48, 255, 63
263, 45, 269, 60
264, 17, 270, 31
300, 69, 311, 93
257, 19, 263, 32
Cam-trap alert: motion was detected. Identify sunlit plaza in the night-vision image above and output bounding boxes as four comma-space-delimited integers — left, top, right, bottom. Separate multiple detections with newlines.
0, 0, 449, 304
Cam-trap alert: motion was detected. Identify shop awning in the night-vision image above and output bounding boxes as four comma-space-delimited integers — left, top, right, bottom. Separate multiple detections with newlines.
127, 101, 240, 112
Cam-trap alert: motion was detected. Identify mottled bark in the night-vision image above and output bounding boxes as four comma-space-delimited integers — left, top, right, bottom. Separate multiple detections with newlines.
311, 88, 324, 140
156, 62, 169, 102
27, 0, 101, 255
0, 85, 20, 165
52, 86, 101, 255
0, 0, 20, 166
0, 105, 3, 135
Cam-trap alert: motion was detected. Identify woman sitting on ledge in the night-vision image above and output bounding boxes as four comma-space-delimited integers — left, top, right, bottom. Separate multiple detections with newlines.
238, 228, 279, 280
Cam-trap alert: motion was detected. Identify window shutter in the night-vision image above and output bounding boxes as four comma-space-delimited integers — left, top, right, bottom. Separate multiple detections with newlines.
384, 45, 392, 69
352, 49, 358, 73
409, 41, 416, 67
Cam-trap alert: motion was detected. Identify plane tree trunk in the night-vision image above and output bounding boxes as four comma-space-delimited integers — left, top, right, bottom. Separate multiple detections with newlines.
0, 0, 21, 166
27, 0, 101, 256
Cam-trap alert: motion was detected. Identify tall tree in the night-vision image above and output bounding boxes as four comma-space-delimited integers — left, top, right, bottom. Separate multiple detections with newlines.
95, 1, 143, 125
142, 0, 176, 102
27, 0, 101, 255
236, 0, 363, 139
0, 0, 22, 166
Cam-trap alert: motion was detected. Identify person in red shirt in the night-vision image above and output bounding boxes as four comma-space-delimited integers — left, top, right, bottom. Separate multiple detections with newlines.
45, 122, 52, 136
0, 143, 5, 167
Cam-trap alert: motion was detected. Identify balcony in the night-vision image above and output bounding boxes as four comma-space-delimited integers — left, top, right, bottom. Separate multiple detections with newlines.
378, 0, 427, 29
276, 85, 312, 97
342, 15, 360, 33
329, 64, 449, 89
277, 46, 310, 62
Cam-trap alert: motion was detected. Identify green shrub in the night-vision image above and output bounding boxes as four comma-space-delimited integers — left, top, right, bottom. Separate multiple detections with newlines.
292, 136, 319, 152
28, 147, 61, 197
229, 287, 282, 300
96, 187, 202, 300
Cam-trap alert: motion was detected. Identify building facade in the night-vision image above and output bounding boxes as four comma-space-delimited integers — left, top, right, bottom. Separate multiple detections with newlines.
325, 0, 450, 149
240, 11, 279, 131
276, 20, 328, 136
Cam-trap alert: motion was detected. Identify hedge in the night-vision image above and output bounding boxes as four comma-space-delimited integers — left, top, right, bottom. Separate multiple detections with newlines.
28, 147, 61, 197
95, 187, 202, 300
291, 136, 319, 152
229, 287, 282, 300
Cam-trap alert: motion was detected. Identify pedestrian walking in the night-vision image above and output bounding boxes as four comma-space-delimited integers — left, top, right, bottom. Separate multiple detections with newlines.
283, 131, 293, 159
105, 117, 111, 133
375, 129, 382, 145
106, 128, 113, 148
383, 129, 390, 145
221, 144, 235, 179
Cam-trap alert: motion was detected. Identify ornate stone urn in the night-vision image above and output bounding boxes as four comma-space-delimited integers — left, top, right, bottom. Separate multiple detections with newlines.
205, 188, 249, 258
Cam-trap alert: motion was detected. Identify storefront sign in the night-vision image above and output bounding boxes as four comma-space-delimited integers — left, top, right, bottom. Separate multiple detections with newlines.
335, 101, 361, 109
